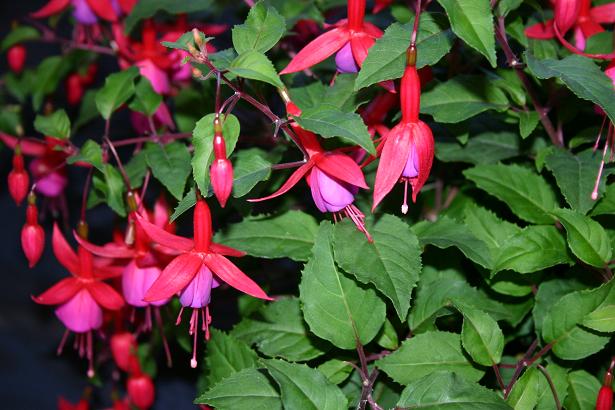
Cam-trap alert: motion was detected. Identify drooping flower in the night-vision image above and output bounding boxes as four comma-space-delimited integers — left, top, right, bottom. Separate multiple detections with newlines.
281, 0, 382, 74
127, 374, 155, 410
21, 193, 45, 268
7, 45, 26, 74
31, 0, 120, 25
135, 198, 270, 367
8, 145, 29, 206
250, 123, 372, 240
372, 50, 434, 214
110, 332, 139, 372
209, 116, 234, 208
34, 224, 124, 377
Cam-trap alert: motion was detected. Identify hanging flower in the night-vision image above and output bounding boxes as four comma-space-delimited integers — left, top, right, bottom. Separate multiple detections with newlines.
21, 193, 45, 268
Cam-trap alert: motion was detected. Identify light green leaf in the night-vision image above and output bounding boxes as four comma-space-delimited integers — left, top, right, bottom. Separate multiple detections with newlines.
67, 140, 104, 171
215, 211, 318, 262
128, 76, 163, 117
551, 208, 611, 267
102, 164, 126, 216
533, 278, 588, 335
317, 360, 352, 385
33, 110, 71, 139
205, 329, 259, 387
437, 0, 497, 67
582, 304, 615, 332
229, 51, 284, 88
507, 367, 540, 410
564, 370, 601, 410
144, 142, 191, 200
456, 303, 504, 366
231, 148, 272, 198
232, 1, 286, 54
300, 222, 386, 350
464, 163, 558, 224
95, 67, 139, 120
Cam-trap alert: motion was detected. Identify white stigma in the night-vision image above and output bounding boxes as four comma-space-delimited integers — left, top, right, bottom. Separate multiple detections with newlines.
401, 204, 409, 214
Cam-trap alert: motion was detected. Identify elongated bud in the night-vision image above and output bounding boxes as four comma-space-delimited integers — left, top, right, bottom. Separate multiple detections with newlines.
66, 73, 84, 105
596, 385, 613, 410
192, 28, 204, 50
193, 199, 212, 252
111, 332, 138, 372
7, 45, 26, 74
8, 148, 29, 206
210, 158, 233, 208
400, 63, 421, 124
279, 88, 302, 117
21, 193, 44, 268
213, 116, 226, 159
555, 0, 582, 34
127, 374, 155, 410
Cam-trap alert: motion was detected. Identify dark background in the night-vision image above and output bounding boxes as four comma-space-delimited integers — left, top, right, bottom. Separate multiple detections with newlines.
0, 1, 231, 408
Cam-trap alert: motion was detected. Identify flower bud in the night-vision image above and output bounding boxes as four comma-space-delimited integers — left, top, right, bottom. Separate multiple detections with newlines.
21, 195, 44, 268
596, 385, 613, 410
8, 149, 29, 206
7, 45, 26, 74
127, 374, 155, 410
555, 0, 581, 34
110, 332, 138, 372
210, 158, 233, 208
66, 73, 85, 105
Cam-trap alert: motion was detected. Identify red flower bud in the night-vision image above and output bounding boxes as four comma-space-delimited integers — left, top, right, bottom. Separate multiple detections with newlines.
110, 332, 138, 372
66, 74, 85, 105
80, 63, 98, 86
7, 45, 26, 74
8, 150, 29, 206
127, 374, 155, 410
596, 385, 613, 410
21, 196, 45, 268
210, 158, 233, 208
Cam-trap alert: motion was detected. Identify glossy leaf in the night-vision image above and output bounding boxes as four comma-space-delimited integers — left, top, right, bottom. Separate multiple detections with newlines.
33, 110, 70, 139
144, 142, 191, 200
232, 1, 286, 54
229, 51, 284, 88
456, 303, 504, 366
205, 329, 259, 387
95, 67, 139, 120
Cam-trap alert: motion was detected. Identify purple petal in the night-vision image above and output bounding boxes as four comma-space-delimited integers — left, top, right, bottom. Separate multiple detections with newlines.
122, 261, 168, 307
33, 171, 68, 198
311, 167, 355, 212
401, 143, 420, 178
55, 289, 103, 333
335, 42, 359, 74
179, 265, 215, 308
72, 0, 98, 24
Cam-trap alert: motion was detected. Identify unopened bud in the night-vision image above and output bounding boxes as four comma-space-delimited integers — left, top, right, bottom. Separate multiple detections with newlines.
77, 221, 89, 239
210, 158, 233, 208
192, 28, 204, 49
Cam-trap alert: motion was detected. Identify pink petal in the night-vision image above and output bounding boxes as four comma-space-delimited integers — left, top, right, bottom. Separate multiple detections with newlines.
311, 167, 356, 212
85, 0, 118, 21
136, 60, 170, 95
178, 265, 215, 308
55, 289, 103, 333
144, 253, 203, 302
204, 253, 271, 300
122, 261, 167, 307
281, 28, 351, 74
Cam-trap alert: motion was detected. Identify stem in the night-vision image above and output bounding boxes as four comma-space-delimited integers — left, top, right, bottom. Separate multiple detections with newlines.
537, 364, 562, 410
112, 132, 192, 147
103, 120, 132, 191
26, 19, 115, 55
493, 364, 506, 392
271, 160, 306, 170
504, 339, 538, 398
410, 0, 423, 47
81, 168, 93, 222
493, 15, 562, 146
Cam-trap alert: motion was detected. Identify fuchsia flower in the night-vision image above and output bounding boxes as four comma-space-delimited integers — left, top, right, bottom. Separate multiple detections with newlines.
250, 123, 372, 240
34, 224, 124, 377
135, 198, 270, 367
372, 52, 434, 214
525, 0, 615, 55
209, 116, 234, 208
8, 146, 29, 206
31, 0, 120, 25
21, 193, 45, 268
281, 0, 382, 74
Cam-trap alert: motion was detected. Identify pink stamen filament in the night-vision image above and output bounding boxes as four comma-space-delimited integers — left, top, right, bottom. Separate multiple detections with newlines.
402, 179, 409, 214
155, 307, 173, 367
592, 122, 615, 201
87, 331, 94, 378
190, 309, 199, 368
339, 204, 373, 242
57, 329, 70, 355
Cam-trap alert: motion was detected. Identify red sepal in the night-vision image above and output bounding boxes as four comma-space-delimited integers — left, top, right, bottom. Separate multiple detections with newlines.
74, 233, 134, 259
136, 214, 194, 251
144, 253, 202, 302
281, 28, 351, 74
410, 121, 435, 202
0, 134, 46, 157
350, 34, 375, 67
204, 253, 271, 300
33, 277, 81, 305
86, 281, 124, 310
210, 243, 246, 257
525, 20, 555, 39
315, 152, 368, 189
85, 0, 118, 21
52, 223, 79, 276
249, 161, 314, 202
590, 3, 615, 24
30, 0, 70, 18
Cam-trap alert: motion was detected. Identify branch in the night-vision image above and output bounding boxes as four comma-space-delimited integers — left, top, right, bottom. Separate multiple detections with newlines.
537, 364, 562, 410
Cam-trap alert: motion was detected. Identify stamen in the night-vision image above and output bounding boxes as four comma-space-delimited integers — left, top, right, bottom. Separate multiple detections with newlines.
592, 131, 611, 201
190, 309, 199, 368
205, 306, 212, 341
57, 329, 70, 355
402, 180, 409, 214
176, 307, 184, 326
155, 308, 173, 367
344, 205, 373, 242
86, 331, 95, 378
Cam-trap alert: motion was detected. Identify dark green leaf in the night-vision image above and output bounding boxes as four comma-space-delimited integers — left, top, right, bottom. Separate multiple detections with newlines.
33, 110, 70, 139
95, 67, 139, 120
1, 26, 39, 51
129, 76, 163, 117
125, 0, 213, 33
232, 149, 272, 198
74, 90, 100, 130
507, 367, 540, 409
171, 187, 197, 222
232, 1, 286, 54
299, 222, 386, 349
144, 142, 191, 200
533, 278, 588, 335
592, 184, 615, 216
436, 131, 520, 164
519, 111, 540, 139
102, 164, 126, 216
205, 329, 259, 387
456, 303, 504, 366
317, 360, 352, 385
31, 56, 71, 110
67, 140, 103, 171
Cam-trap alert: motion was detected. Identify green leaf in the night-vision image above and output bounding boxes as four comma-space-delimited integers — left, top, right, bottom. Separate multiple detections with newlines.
95, 67, 139, 120
67, 140, 104, 171
377, 331, 484, 384
437, 0, 497, 67
592, 184, 615, 216
397, 371, 511, 409
171, 187, 197, 222
542, 280, 614, 360
33, 110, 71, 139
124, 0, 213, 33
205, 329, 259, 387
162, 31, 210, 51
74, 90, 100, 130
564, 371, 601, 410
463, 203, 521, 260
1, 26, 39, 51
525, 53, 615, 123
333, 215, 422, 321
493, 226, 572, 274
292, 75, 363, 113
582, 304, 615, 332
376, 319, 399, 350
102, 164, 126, 216
294, 106, 376, 155
455, 303, 504, 366
31, 56, 71, 110
129, 76, 163, 117
354, 14, 453, 90
215, 211, 318, 262
533, 278, 588, 335
464, 164, 558, 224
507, 367, 540, 410
317, 360, 352, 385
191, 113, 240, 194
413, 216, 492, 268
264, 359, 347, 410
232, 297, 326, 362
195, 368, 281, 410
519, 111, 540, 139
144, 142, 191, 200
551, 208, 611, 267
125, 151, 148, 189
436, 131, 520, 165
421, 76, 509, 123
232, 1, 286, 54
232, 148, 272, 198
299, 222, 386, 349
545, 149, 604, 214
229, 51, 284, 88
536, 363, 569, 410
